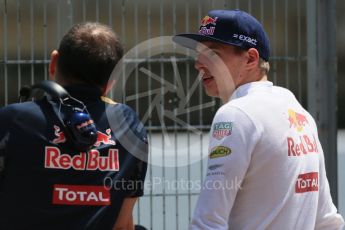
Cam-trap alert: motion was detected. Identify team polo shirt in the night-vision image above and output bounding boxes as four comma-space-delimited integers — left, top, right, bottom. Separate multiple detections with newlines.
191, 81, 344, 229
0, 85, 148, 230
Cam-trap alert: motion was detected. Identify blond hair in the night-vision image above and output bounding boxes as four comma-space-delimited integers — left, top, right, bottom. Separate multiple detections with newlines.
259, 58, 270, 75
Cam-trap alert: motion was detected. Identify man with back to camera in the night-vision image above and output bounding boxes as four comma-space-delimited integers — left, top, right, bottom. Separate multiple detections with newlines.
173, 9, 345, 229
0, 22, 148, 230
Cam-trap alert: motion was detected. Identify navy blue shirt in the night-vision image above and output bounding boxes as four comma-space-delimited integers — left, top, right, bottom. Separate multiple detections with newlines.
0, 85, 148, 230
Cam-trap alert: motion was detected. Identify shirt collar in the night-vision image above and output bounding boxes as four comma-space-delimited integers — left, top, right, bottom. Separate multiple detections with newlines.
229, 81, 273, 101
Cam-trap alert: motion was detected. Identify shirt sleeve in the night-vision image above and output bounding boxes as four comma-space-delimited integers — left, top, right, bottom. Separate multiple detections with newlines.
315, 142, 345, 229
190, 105, 261, 230
110, 104, 148, 198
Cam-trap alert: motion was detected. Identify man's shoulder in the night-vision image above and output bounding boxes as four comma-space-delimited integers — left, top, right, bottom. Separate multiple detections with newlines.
107, 103, 140, 121
271, 85, 296, 98
106, 103, 148, 159
227, 85, 297, 111
216, 84, 300, 126
219, 94, 256, 116
0, 101, 42, 117
214, 102, 255, 127
106, 103, 147, 137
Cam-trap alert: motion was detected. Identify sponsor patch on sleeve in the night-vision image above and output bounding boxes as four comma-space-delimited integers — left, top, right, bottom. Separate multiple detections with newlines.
208, 164, 223, 171
212, 122, 233, 140
209, 146, 231, 159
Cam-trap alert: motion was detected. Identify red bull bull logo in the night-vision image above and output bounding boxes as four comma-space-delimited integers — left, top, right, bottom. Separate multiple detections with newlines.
52, 125, 66, 144
200, 15, 218, 26
287, 109, 309, 132
94, 129, 115, 147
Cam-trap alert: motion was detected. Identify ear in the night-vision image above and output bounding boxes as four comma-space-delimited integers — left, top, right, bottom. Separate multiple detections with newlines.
246, 48, 260, 70
49, 50, 59, 80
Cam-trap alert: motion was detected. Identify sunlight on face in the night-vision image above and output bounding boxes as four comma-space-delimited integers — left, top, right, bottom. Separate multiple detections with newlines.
195, 42, 241, 102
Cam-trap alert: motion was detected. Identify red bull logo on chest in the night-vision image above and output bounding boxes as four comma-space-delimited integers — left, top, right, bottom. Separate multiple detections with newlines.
45, 147, 119, 171
52, 126, 115, 147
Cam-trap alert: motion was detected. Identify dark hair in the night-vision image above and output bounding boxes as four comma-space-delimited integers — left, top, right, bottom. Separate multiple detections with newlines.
57, 22, 123, 88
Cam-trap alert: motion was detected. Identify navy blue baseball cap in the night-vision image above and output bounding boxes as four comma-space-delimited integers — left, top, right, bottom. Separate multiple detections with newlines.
173, 9, 270, 61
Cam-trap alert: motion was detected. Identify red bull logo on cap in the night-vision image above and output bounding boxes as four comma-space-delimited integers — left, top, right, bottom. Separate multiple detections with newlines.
287, 109, 309, 132
200, 15, 218, 26
199, 15, 218, 36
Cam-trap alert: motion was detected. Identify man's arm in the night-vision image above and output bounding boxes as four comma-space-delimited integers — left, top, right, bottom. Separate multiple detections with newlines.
113, 197, 137, 230
111, 104, 148, 230
190, 106, 260, 229
315, 140, 344, 229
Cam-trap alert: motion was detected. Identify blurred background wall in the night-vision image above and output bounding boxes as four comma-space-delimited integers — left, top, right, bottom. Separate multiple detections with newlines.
1, 0, 344, 125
